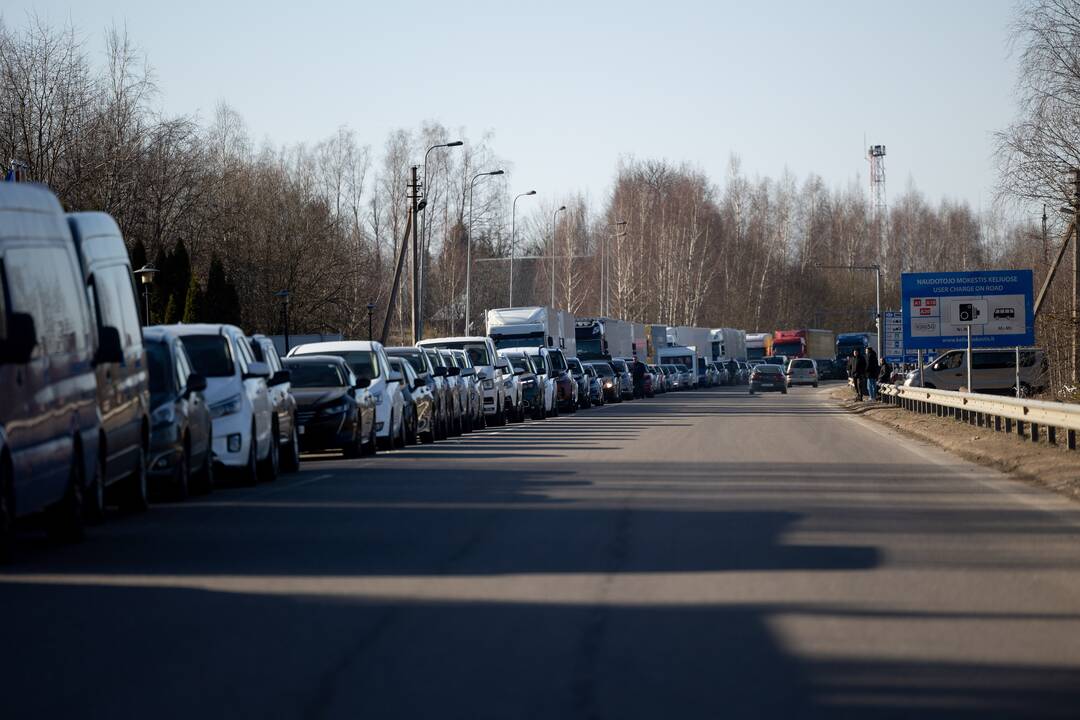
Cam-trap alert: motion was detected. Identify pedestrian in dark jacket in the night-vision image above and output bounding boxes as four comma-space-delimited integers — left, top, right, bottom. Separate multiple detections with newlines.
847, 349, 866, 401
865, 347, 880, 401
878, 360, 892, 387
631, 356, 647, 399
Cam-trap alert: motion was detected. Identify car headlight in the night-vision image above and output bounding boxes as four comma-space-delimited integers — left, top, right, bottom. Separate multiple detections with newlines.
151, 403, 176, 427
210, 394, 242, 419
483, 379, 494, 390
323, 402, 348, 415
604, 381, 613, 388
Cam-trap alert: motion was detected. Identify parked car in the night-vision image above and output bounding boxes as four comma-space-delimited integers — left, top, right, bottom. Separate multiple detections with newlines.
439, 348, 471, 434
388, 346, 449, 440
649, 365, 667, 394
288, 340, 406, 450
501, 350, 542, 420
676, 364, 694, 389
749, 364, 788, 394
284, 355, 376, 456
586, 361, 621, 403
663, 363, 681, 390
497, 350, 527, 422
610, 358, 634, 400
566, 357, 592, 409
248, 334, 300, 473
643, 367, 655, 397
424, 347, 463, 436
172, 324, 278, 484
449, 348, 485, 432
417, 336, 510, 426
68, 211, 151, 516
389, 356, 435, 443
904, 348, 1049, 395
723, 359, 742, 385
1, 184, 100, 554
738, 361, 753, 383
144, 327, 213, 499
549, 348, 577, 413
584, 364, 606, 405
706, 362, 723, 387
786, 358, 819, 387
512, 346, 557, 418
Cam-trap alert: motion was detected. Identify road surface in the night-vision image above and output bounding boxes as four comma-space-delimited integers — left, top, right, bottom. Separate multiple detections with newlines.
5, 385, 1080, 718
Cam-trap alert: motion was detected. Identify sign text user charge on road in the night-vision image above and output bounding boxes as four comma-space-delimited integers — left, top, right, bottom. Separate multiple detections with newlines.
900, 270, 1034, 351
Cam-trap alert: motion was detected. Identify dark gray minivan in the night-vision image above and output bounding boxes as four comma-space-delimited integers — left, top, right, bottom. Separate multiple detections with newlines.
1, 185, 101, 558
68, 212, 151, 516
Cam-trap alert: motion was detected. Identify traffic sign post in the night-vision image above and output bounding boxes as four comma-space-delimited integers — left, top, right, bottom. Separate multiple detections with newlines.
884, 311, 904, 364
901, 270, 1035, 352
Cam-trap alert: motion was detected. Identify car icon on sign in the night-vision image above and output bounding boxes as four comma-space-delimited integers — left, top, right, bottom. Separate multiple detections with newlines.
993, 307, 1015, 320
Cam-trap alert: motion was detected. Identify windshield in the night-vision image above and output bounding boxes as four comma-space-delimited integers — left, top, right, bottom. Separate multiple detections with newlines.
527, 352, 548, 373
747, 347, 766, 361
567, 358, 583, 373
676, 364, 689, 372
425, 349, 443, 368
611, 360, 628, 372
506, 355, 531, 374
773, 341, 802, 356
589, 363, 614, 377
180, 335, 234, 377
756, 365, 783, 375
490, 331, 545, 351
287, 362, 347, 388
837, 341, 864, 356
549, 350, 568, 371
791, 359, 814, 369
297, 349, 380, 380
146, 340, 173, 399
426, 341, 492, 366
389, 350, 427, 375
576, 338, 603, 359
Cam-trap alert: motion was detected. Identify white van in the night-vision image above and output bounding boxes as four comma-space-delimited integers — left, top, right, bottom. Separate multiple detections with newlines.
169, 324, 277, 484
905, 348, 1049, 394
288, 341, 405, 449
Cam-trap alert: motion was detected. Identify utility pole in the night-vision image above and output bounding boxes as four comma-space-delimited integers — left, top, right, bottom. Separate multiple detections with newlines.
410, 165, 421, 344
1043, 204, 1049, 264
1074, 169, 1080, 384
379, 175, 416, 345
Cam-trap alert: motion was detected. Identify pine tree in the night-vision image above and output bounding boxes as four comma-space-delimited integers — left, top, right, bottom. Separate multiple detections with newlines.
182, 274, 203, 323
129, 239, 148, 272
204, 254, 243, 327
163, 295, 179, 324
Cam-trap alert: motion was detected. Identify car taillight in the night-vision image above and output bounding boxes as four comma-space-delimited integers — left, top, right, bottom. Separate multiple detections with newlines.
809, 370, 816, 375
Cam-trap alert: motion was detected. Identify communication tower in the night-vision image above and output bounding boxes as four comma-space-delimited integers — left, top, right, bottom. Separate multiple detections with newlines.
867, 144, 887, 221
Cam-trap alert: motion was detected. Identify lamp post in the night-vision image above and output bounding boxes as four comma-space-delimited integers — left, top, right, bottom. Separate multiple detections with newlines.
467, 169, 504, 333
509, 190, 537, 307
274, 290, 291, 353
605, 221, 627, 316
551, 205, 566, 308
418, 140, 463, 340
366, 302, 376, 341
134, 263, 158, 326
815, 264, 882, 358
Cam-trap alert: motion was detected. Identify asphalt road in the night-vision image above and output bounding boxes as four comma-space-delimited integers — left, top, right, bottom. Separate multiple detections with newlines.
5, 384, 1080, 719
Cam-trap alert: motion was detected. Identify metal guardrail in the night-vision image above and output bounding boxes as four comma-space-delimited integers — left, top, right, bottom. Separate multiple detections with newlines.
879, 383, 1079, 451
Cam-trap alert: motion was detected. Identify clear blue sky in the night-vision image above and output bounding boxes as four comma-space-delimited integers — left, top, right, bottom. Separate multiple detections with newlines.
11, 0, 1019, 211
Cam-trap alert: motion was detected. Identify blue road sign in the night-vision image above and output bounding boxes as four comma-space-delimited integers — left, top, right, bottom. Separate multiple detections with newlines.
901, 270, 1034, 351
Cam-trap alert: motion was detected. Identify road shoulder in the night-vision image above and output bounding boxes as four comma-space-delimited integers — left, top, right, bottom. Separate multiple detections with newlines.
824, 385, 1080, 504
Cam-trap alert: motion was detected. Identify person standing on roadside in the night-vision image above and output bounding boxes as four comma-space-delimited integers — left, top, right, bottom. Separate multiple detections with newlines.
847, 349, 866, 401
865, 347, 880, 401
878, 358, 892, 395
631, 355, 647, 399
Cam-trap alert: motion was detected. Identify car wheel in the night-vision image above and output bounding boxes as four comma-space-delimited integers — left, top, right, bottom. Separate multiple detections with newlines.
48, 446, 85, 543
395, 415, 407, 448
344, 425, 362, 458
119, 444, 149, 513
173, 443, 190, 501
281, 422, 301, 473
84, 453, 106, 524
379, 413, 394, 450
196, 435, 215, 495
0, 457, 15, 562
813, 382, 819, 388
258, 422, 279, 482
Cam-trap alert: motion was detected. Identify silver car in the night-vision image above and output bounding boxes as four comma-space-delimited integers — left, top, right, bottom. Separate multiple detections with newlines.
786, 358, 819, 387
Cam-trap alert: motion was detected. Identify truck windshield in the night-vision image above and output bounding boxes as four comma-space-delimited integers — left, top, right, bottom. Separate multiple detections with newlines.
773, 341, 802, 356
490, 332, 544, 350
576, 338, 603, 359
747, 348, 766, 361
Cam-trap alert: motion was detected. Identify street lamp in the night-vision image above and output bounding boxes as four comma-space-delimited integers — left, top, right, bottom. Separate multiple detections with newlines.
551, 205, 566, 308
274, 290, 291, 353
509, 190, 537, 307
134, 263, 158, 326
604, 221, 627, 316
815, 264, 882, 358
467, 169, 504, 334
366, 302, 376, 341
417, 140, 464, 340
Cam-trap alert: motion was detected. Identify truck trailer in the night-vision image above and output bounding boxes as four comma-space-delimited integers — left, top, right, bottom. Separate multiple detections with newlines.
486, 306, 572, 351
710, 328, 747, 361
746, 333, 772, 362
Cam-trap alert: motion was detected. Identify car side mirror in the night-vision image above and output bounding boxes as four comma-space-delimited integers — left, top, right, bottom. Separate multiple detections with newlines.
413, 376, 426, 389
388, 371, 403, 383
1, 312, 37, 365
244, 360, 270, 380
94, 325, 124, 365
269, 369, 291, 386
355, 377, 371, 389
495, 358, 510, 371
447, 366, 460, 376
433, 366, 447, 377
185, 372, 207, 395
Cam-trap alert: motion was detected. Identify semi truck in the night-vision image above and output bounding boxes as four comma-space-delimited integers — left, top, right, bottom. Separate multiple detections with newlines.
746, 332, 772, 362
710, 328, 747, 361
772, 329, 835, 359
835, 332, 879, 363
486, 306, 574, 352
574, 316, 634, 360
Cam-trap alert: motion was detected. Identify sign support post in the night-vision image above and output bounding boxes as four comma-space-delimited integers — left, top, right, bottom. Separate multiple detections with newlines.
966, 325, 973, 393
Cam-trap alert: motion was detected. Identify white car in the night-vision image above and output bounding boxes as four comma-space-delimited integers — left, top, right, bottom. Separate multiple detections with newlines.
786, 358, 819, 387
497, 350, 526, 422
172, 324, 277, 484
288, 340, 406, 450
505, 346, 556, 418
417, 336, 510, 425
